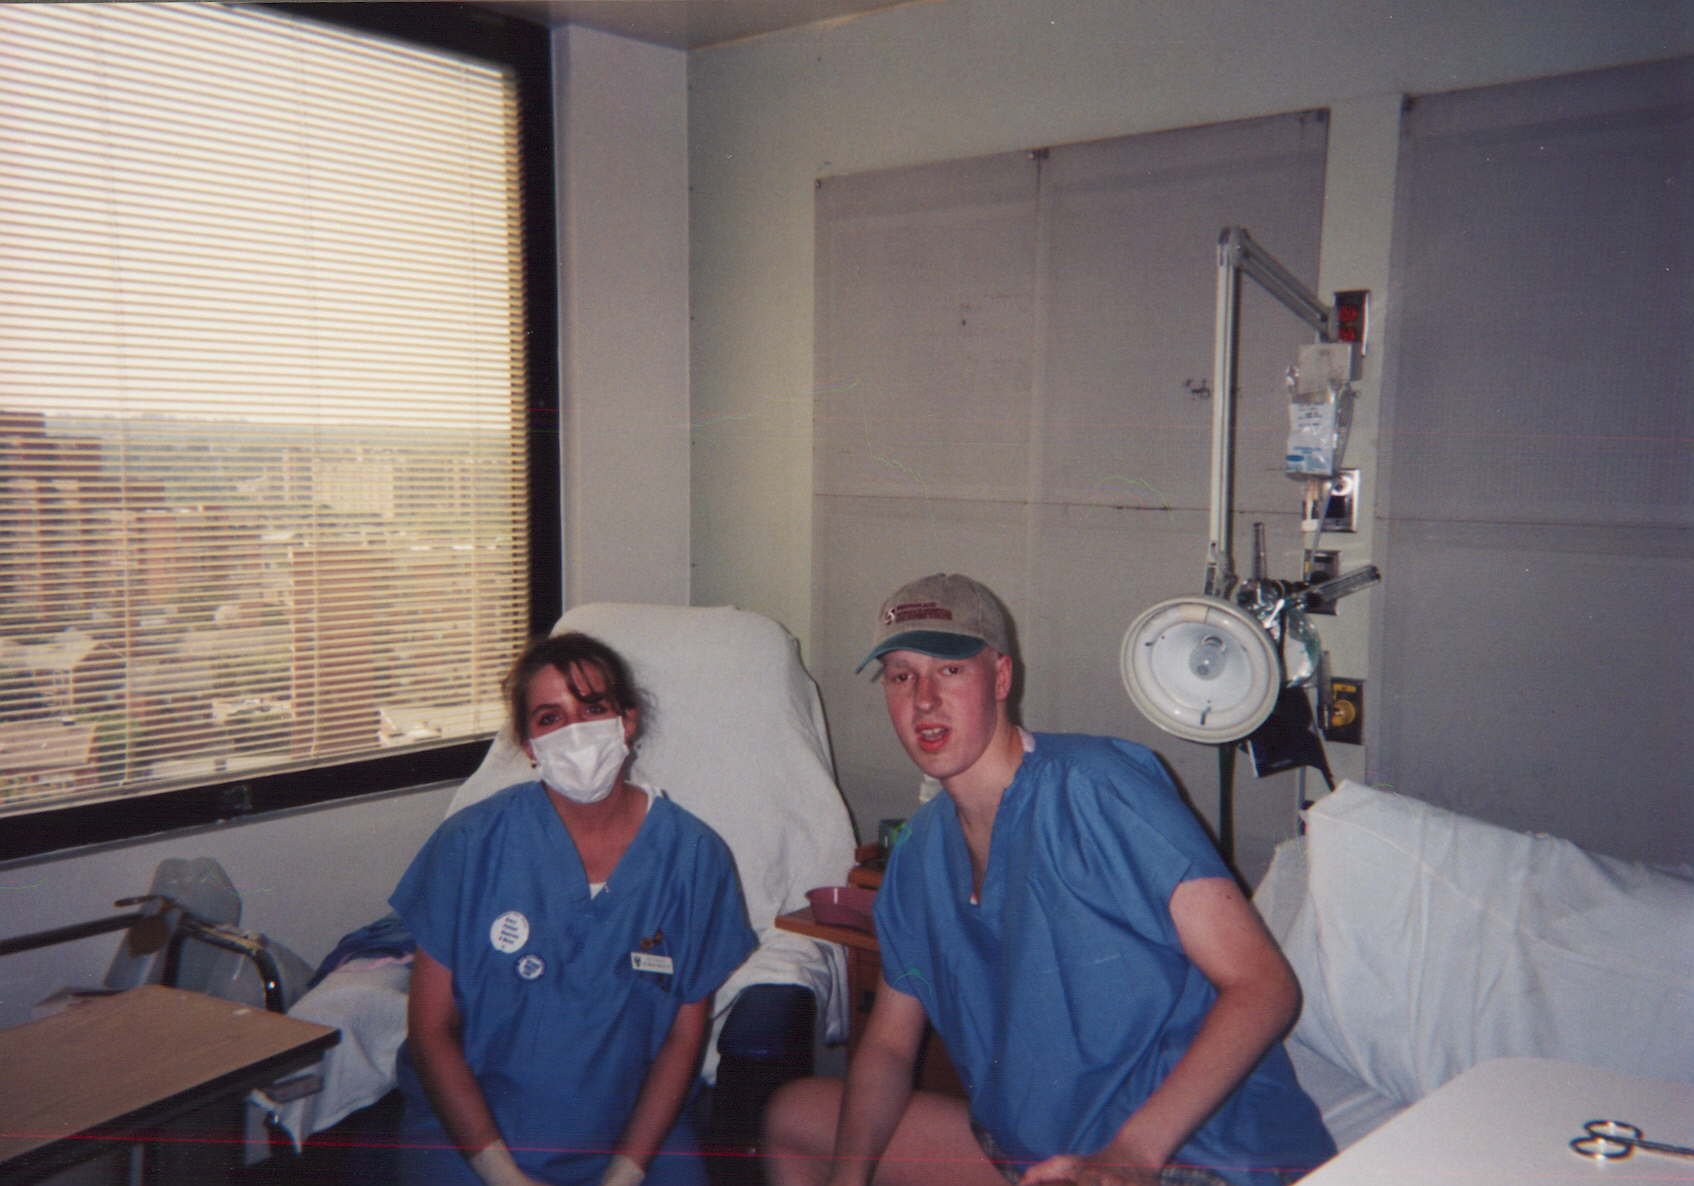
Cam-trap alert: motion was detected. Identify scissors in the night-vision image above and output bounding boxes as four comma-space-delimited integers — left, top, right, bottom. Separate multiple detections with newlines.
1570, 1119, 1694, 1162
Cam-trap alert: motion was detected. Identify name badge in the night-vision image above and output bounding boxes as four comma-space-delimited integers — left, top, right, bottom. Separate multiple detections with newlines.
631, 951, 674, 976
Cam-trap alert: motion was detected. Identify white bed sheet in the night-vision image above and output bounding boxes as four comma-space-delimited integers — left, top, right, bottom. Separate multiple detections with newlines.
1256, 780, 1694, 1151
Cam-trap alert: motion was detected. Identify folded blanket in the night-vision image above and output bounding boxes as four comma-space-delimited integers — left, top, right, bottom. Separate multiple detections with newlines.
307, 912, 414, 988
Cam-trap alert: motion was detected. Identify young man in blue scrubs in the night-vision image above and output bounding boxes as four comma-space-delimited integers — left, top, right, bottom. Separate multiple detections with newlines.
764, 574, 1333, 1186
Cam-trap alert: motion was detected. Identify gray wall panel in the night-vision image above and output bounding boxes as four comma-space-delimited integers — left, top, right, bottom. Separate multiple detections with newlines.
814, 111, 1330, 881
1376, 59, 1693, 863
1375, 520, 1690, 865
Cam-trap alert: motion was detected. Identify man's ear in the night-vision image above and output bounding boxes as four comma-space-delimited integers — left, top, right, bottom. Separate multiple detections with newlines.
994, 652, 1014, 701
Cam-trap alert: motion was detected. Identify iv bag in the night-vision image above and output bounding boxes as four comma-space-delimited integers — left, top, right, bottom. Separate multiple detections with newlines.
1285, 343, 1355, 479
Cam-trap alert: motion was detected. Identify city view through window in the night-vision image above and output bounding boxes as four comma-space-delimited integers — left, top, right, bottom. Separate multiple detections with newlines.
1, 4, 535, 816
1, 409, 525, 811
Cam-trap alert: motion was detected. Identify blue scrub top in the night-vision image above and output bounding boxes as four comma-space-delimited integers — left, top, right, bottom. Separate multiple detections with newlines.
391, 782, 756, 1185
874, 733, 1334, 1186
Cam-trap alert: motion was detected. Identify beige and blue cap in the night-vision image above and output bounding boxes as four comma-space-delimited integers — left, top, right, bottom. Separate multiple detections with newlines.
857, 573, 1012, 672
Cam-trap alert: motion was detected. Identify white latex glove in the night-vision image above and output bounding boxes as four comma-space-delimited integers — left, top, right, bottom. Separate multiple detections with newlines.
469, 1139, 547, 1186
600, 1152, 646, 1186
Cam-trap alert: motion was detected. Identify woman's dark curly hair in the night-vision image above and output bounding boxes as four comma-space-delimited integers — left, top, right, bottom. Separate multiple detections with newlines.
503, 631, 651, 744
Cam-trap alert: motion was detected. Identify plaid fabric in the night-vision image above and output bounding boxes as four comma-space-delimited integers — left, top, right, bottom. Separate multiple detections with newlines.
969, 1120, 1240, 1186
969, 1119, 1024, 1185
1157, 1167, 1234, 1186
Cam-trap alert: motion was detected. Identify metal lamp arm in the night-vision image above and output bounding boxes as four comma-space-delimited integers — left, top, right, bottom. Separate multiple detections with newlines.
1222, 226, 1334, 338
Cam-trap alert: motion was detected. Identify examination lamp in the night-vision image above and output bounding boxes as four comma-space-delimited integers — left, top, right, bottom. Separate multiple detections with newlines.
1121, 596, 1280, 744
1121, 228, 1381, 859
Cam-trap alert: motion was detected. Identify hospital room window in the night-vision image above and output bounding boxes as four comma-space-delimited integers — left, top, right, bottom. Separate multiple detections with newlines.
0, 3, 559, 856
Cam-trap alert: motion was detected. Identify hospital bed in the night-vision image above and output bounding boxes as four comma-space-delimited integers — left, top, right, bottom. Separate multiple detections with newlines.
1252, 780, 1694, 1151
262, 603, 857, 1173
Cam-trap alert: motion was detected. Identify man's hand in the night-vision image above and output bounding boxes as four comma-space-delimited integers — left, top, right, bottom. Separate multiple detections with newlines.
1019, 1152, 1162, 1186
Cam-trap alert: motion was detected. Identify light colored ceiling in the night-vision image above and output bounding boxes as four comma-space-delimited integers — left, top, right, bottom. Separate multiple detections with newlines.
482, 0, 915, 49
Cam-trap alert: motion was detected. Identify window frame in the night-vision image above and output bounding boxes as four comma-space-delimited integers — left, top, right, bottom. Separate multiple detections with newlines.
1, 2, 561, 862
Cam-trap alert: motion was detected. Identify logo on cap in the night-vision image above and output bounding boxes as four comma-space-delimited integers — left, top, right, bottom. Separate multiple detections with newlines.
885, 601, 953, 625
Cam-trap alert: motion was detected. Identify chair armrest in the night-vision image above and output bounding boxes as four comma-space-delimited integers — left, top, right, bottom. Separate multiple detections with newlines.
716, 982, 816, 1068
164, 920, 289, 1012
710, 983, 818, 1158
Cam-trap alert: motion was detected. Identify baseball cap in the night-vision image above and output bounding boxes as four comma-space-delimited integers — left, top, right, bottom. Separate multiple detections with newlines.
856, 573, 1013, 672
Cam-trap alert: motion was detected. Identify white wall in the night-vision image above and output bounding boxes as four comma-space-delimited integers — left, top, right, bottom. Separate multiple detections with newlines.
558, 25, 693, 609
685, 0, 1689, 876
0, 783, 456, 1030
688, 0, 1687, 643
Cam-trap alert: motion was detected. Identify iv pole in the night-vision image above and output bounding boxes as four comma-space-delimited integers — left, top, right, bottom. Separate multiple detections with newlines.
1201, 227, 1369, 863
1124, 227, 1382, 864
1205, 226, 1337, 600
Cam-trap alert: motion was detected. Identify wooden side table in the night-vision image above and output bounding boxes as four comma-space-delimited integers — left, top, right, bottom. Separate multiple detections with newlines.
0, 984, 338, 1184
775, 854, 964, 1096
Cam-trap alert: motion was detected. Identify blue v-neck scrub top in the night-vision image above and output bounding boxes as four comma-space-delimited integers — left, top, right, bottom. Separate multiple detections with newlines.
874, 734, 1334, 1186
391, 782, 757, 1186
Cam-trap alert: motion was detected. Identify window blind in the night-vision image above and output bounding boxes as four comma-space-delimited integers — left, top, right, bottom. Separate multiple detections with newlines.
1, 4, 535, 817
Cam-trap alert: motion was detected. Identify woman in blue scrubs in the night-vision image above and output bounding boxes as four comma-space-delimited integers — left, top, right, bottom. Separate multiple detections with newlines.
391, 633, 757, 1186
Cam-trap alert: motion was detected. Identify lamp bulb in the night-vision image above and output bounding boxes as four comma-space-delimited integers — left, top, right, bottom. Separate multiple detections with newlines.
1188, 634, 1228, 680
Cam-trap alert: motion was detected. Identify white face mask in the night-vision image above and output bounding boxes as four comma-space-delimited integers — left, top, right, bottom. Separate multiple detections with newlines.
530, 716, 629, 804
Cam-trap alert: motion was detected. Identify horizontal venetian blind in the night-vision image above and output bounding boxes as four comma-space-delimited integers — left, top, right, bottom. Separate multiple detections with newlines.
0, 4, 532, 816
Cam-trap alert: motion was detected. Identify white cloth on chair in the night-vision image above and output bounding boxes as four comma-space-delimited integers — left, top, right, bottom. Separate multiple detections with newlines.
261, 959, 413, 1142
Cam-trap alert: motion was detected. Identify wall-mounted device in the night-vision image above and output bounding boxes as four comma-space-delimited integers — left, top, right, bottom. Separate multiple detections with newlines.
1332, 289, 1370, 354
1300, 469, 1360, 535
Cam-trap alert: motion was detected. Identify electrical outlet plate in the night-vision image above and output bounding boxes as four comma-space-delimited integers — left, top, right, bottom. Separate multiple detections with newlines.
1301, 469, 1359, 533
1323, 677, 1363, 744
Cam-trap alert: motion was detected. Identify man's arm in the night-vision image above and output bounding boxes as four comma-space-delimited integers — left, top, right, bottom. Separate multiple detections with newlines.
1022, 876, 1301, 1185
824, 976, 931, 1186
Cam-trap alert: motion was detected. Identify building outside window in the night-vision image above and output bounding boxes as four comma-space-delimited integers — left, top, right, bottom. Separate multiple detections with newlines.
0, 2, 558, 856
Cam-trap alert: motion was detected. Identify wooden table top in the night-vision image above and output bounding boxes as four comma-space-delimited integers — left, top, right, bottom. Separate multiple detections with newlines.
0, 984, 338, 1170
774, 906, 880, 952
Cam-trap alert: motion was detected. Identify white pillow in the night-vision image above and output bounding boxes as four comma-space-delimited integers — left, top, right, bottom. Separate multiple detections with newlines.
1287, 781, 1694, 1103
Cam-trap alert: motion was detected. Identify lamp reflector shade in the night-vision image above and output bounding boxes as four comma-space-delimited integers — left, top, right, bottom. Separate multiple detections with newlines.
1120, 596, 1282, 743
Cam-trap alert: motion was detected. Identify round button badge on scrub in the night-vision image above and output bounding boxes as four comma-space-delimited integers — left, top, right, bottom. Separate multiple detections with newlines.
490, 910, 529, 953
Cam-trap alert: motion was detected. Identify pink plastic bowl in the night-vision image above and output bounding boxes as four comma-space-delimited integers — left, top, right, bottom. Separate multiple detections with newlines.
806, 885, 877, 931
